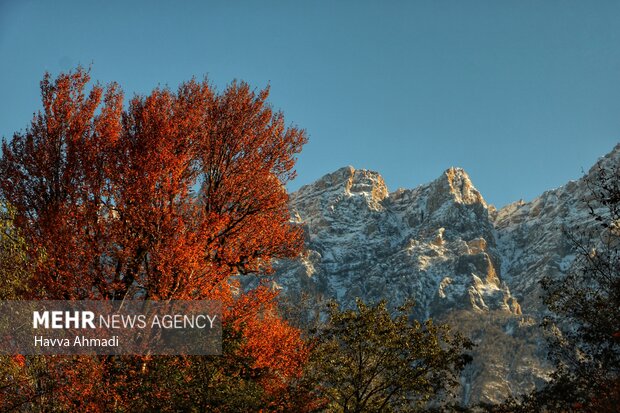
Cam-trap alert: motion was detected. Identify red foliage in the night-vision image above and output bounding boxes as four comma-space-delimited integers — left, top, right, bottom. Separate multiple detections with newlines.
238, 290, 310, 393
12, 354, 25, 368
0, 68, 309, 410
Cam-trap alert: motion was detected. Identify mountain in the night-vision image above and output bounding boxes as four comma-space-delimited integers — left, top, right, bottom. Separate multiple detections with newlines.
271, 143, 620, 406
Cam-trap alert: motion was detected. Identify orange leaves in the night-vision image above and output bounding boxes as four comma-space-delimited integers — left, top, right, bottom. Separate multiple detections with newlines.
1, 67, 122, 299
0, 68, 310, 408
242, 308, 310, 391
1, 68, 306, 301
11, 354, 25, 367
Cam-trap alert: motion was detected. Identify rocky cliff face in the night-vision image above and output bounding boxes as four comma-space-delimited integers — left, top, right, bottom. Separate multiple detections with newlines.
273, 143, 620, 405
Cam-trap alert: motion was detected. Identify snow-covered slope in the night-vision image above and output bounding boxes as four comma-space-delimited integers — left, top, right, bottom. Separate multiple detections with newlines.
273, 143, 620, 405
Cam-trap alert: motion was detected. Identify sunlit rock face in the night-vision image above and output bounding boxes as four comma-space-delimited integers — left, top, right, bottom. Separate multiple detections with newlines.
273, 144, 620, 406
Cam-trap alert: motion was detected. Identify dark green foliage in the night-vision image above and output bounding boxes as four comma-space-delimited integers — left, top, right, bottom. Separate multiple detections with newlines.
105, 326, 298, 412
307, 299, 473, 412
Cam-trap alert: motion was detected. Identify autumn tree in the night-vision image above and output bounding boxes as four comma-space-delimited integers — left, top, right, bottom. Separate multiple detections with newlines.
307, 299, 473, 413
0, 68, 311, 411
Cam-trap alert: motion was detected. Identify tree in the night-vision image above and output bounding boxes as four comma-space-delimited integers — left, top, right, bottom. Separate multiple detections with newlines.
0, 205, 37, 411
0, 69, 306, 303
0, 204, 33, 299
0, 68, 311, 411
308, 299, 473, 413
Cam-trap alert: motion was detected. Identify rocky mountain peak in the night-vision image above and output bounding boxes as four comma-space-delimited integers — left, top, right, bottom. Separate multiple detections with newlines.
430, 167, 486, 209
274, 144, 620, 406
291, 166, 388, 215
295, 166, 355, 196
346, 168, 389, 202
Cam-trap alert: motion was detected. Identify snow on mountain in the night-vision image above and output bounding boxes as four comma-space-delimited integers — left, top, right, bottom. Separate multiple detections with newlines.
273, 143, 620, 405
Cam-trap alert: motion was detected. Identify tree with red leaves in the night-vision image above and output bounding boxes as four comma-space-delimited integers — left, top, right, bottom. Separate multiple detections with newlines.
0, 68, 312, 411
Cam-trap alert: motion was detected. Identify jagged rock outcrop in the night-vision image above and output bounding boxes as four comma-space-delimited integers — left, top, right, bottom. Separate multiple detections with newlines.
273, 143, 620, 405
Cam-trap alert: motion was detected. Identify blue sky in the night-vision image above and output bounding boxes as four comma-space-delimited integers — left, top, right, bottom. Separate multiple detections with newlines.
1, 1, 619, 207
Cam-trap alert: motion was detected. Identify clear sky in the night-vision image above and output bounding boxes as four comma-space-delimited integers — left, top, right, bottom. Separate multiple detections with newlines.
1, 1, 619, 207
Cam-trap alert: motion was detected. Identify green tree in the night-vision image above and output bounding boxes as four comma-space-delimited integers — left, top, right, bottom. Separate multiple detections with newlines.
308, 299, 473, 413
0, 204, 33, 299
0, 205, 38, 411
